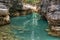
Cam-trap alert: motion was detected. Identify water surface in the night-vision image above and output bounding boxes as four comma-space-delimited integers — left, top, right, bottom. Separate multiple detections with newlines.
0, 14, 60, 40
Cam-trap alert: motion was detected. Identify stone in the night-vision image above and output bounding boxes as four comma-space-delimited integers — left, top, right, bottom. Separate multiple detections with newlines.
0, 4, 10, 26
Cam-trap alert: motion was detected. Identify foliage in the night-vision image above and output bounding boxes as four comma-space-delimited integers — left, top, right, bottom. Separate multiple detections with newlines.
25, 0, 40, 4
9, 0, 23, 13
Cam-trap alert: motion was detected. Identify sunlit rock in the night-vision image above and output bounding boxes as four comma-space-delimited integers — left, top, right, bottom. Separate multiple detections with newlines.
0, 3, 10, 26
46, 3, 60, 36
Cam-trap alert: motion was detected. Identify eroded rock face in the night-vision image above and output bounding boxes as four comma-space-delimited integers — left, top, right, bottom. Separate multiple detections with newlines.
0, 15, 10, 26
46, 4, 60, 25
0, 3, 10, 26
46, 2, 60, 36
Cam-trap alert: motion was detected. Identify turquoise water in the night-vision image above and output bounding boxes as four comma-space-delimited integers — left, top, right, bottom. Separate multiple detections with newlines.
1, 14, 60, 40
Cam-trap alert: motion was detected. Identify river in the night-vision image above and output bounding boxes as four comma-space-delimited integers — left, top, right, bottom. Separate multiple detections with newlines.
0, 14, 59, 40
